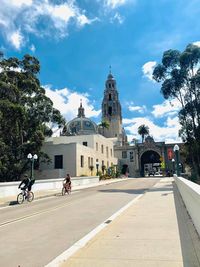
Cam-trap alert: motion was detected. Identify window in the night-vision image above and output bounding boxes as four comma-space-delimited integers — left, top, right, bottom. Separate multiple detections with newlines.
110, 148, 112, 157
106, 146, 108, 157
91, 157, 93, 166
109, 83, 111, 88
122, 151, 127, 158
83, 142, 87, 146
81, 155, 84, 167
54, 155, 63, 169
109, 94, 112, 100
96, 142, 98, 151
108, 106, 112, 115
130, 151, 134, 162
88, 157, 90, 167
101, 144, 104, 153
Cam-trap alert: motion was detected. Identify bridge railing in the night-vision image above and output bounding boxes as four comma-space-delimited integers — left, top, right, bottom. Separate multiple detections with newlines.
174, 176, 200, 236
0, 176, 99, 199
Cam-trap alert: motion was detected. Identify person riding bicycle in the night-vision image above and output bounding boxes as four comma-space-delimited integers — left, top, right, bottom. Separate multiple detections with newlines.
18, 174, 35, 197
63, 174, 71, 192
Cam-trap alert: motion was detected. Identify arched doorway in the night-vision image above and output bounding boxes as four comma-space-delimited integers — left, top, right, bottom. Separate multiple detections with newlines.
140, 150, 161, 177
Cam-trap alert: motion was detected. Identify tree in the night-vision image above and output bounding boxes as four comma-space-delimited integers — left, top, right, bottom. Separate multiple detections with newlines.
153, 44, 200, 180
0, 53, 65, 181
138, 125, 149, 143
98, 120, 110, 135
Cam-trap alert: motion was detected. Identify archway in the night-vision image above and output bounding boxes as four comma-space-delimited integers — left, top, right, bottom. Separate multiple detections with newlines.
140, 150, 161, 177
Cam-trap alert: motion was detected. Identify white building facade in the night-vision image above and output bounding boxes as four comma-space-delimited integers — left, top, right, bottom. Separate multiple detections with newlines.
36, 134, 118, 179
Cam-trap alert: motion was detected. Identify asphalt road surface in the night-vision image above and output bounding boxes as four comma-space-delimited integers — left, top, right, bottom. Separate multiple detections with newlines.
0, 178, 159, 267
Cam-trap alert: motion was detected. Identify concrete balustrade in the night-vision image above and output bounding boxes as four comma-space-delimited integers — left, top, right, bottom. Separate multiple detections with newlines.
0, 176, 99, 198
175, 176, 200, 236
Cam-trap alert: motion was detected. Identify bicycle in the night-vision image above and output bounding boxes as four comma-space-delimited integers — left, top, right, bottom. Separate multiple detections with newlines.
17, 189, 34, 204
62, 183, 71, 195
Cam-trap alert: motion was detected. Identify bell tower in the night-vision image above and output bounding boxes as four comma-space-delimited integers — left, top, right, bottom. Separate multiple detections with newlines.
101, 70, 123, 139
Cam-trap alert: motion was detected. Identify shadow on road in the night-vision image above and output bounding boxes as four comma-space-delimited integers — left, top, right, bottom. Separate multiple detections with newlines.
98, 188, 149, 195
98, 186, 173, 195
9, 200, 18, 206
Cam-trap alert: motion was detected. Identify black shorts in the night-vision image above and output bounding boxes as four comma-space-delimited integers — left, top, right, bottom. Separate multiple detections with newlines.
27, 185, 32, 191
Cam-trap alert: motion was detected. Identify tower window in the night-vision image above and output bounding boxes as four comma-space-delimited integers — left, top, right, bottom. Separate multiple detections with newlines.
109, 94, 112, 100
109, 83, 111, 88
108, 106, 112, 115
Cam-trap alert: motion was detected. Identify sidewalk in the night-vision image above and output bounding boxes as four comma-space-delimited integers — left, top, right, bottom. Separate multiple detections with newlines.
0, 178, 128, 207
59, 178, 200, 267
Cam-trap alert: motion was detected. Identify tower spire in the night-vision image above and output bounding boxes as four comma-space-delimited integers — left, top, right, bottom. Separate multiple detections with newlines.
101, 72, 122, 138
77, 99, 85, 117
109, 65, 112, 74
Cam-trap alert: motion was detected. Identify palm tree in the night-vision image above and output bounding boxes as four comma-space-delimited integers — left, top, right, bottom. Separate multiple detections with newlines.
138, 124, 149, 143
99, 120, 110, 136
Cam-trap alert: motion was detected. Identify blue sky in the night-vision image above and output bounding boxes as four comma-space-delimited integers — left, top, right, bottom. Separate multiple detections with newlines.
1, 0, 200, 143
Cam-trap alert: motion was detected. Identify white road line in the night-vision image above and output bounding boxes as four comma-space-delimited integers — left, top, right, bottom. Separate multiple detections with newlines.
0, 191, 80, 211
45, 194, 144, 267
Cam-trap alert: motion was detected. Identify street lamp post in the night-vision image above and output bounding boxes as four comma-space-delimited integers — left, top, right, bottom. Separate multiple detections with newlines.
173, 144, 180, 176
27, 153, 38, 179
172, 158, 175, 175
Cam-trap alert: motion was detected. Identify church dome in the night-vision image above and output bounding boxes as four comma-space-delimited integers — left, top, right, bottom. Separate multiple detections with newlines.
66, 101, 98, 135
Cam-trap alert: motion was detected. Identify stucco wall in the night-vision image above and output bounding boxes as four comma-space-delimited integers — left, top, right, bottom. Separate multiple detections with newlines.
38, 143, 76, 177
0, 176, 99, 198
175, 177, 200, 236
39, 134, 118, 178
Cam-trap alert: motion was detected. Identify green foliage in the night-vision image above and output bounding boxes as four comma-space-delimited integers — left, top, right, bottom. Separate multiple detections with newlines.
98, 119, 110, 135
138, 124, 149, 143
0, 53, 65, 181
153, 43, 200, 180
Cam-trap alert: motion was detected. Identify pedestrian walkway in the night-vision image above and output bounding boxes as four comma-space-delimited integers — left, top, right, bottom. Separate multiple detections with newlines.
0, 178, 128, 207
59, 178, 200, 267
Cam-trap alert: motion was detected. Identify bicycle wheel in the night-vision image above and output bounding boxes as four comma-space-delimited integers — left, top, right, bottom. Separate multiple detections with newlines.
67, 186, 71, 194
17, 193, 24, 204
62, 187, 66, 196
27, 192, 34, 202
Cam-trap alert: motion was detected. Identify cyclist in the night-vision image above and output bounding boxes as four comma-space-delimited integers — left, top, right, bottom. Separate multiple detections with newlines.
63, 173, 71, 192
18, 174, 35, 198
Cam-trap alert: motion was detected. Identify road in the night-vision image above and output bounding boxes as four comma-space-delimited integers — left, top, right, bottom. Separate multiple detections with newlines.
0, 178, 159, 267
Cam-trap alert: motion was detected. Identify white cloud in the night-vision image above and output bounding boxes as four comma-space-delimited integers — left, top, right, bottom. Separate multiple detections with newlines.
44, 85, 101, 122
152, 99, 181, 118
142, 61, 157, 81
193, 41, 200, 47
0, 0, 96, 49
9, 0, 33, 7
9, 30, 24, 50
128, 103, 146, 113
30, 44, 36, 53
105, 0, 127, 9
110, 12, 124, 24
47, 3, 75, 23
123, 116, 181, 144
77, 14, 98, 27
